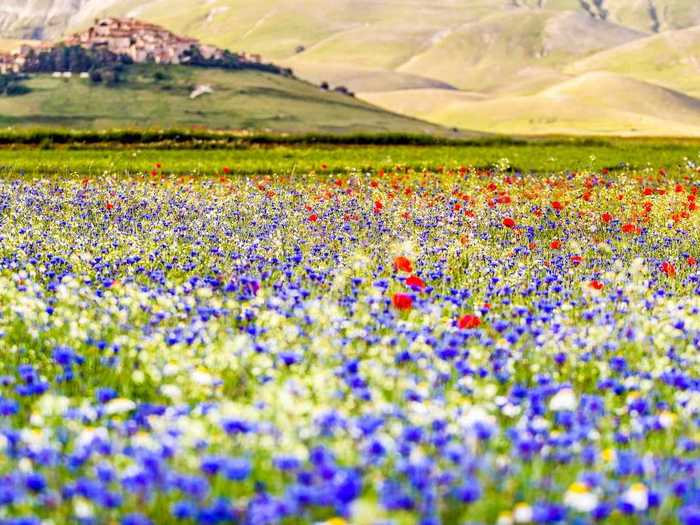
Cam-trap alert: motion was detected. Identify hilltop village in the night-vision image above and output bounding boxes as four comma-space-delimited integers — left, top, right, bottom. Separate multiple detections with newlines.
0, 17, 264, 74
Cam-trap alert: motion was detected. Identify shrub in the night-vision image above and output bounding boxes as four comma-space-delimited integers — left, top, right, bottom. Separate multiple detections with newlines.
0, 73, 30, 96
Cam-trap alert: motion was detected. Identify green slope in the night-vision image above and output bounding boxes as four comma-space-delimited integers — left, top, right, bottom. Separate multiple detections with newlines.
0, 64, 452, 133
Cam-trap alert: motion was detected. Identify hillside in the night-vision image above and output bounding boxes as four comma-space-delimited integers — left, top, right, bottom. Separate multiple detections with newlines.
393, 10, 644, 94
0, 64, 451, 134
4, 0, 700, 47
0, 38, 30, 51
364, 72, 700, 136
566, 25, 700, 98
1, 0, 700, 136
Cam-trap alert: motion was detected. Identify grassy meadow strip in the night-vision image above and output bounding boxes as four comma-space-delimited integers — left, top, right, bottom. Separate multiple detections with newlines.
0, 141, 699, 177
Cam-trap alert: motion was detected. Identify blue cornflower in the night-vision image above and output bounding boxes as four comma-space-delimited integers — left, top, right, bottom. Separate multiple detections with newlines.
453, 478, 481, 503
0, 397, 19, 416
121, 514, 152, 525
52, 346, 82, 367
171, 500, 197, 520
224, 458, 251, 481
680, 505, 700, 525
95, 388, 117, 404
24, 473, 46, 493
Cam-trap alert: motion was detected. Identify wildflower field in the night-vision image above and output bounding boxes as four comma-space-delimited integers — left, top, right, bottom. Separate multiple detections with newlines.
0, 143, 699, 525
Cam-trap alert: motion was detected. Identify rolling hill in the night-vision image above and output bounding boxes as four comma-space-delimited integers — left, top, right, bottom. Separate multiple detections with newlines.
565, 25, 700, 98
2, 0, 700, 135
0, 64, 452, 134
363, 73, 700, 136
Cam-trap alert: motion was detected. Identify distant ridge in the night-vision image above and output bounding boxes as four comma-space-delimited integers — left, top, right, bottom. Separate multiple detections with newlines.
2, 0, 700, 136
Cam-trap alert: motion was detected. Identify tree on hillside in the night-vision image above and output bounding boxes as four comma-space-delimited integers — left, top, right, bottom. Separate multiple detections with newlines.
21, 45, 133, 86
0, 73, 30, 96
22, 45, 132, 74
180, 46, 293, 77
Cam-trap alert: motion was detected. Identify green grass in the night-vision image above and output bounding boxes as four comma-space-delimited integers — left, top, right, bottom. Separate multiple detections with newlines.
0, 64, 447, 134
1, 138, 698, 176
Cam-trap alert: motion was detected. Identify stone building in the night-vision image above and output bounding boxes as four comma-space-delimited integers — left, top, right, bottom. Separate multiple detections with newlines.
65, 18, 225, 65
2, 17, 261, 72
0, 53, 14, 73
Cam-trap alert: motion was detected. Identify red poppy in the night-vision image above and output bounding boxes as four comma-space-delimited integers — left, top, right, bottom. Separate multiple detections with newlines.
688, 256, 697, 266
621, 223, 637, 234
222, 166, 231, 174
497, 195, 512, 205
392, 293, 413, 311
394, 256, 413, 273
155, 163, 162, 169
503, 217, 516, 228
675, 184, 684, 193
105, 202, 114, 210
457, 314, 481, 329
374, 200, 383, 213
406, 275, 426, 290
551, 201, 564, 211
571, 255, 582, 265
601, 212, 613, 224
550, 240, 562, 250
660, 261, 676, 277
308, 214, 318, 222
589, 280, 604, 290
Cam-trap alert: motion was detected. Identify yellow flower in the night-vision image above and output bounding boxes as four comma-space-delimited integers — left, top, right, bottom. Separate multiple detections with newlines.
513, 502, 533, 523
564, 482, 598, 512
623, 483, 649, 511
658, 411, 676, 429
497, 511, 514, 525
601, 448, 616, 463
567, 482, 590, 494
